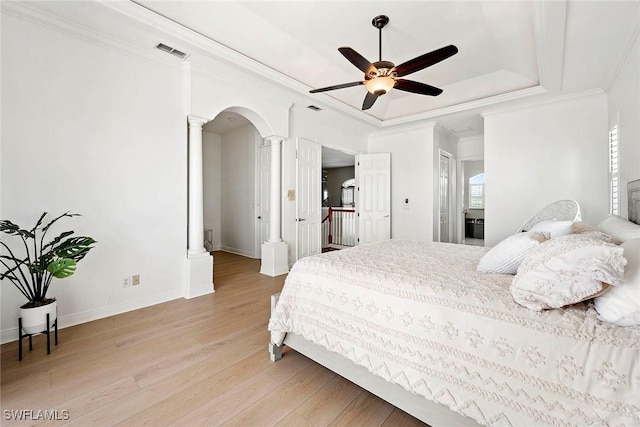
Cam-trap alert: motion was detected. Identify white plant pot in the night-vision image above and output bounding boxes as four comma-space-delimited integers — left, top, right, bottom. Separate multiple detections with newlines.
20, 300, 57, 335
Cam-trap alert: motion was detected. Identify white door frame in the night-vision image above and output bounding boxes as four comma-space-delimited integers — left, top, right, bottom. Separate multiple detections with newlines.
457, 156, 484, 244
438, 149, 456, 243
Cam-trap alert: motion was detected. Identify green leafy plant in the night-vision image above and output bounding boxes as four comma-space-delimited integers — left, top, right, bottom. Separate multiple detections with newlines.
0, 212, 96, 308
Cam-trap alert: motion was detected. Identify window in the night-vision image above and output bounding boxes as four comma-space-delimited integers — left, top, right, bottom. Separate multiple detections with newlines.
609, 120, 619, 215
469, 173, 485, 209
341, 178, 355, 207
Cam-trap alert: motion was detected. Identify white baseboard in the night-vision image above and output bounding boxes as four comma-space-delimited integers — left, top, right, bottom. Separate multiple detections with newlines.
219, 245, 258, 259
1, 289, 183, 344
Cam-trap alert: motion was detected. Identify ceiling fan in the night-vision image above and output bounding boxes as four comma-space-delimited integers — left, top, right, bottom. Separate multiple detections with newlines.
310, 15, 458, 110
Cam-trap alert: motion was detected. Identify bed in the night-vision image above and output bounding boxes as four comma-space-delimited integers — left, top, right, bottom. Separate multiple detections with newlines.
268, 197, 640, 426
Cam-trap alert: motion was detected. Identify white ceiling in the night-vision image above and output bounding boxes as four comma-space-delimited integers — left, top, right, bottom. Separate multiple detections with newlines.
134, 0, 639, 131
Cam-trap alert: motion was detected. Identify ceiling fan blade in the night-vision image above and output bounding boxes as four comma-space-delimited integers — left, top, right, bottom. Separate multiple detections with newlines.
309, 81, 365, 93
338, 47, 377, 76
394, 79, 443, 96
362, 91, 380, 110
393, 45, 458, 77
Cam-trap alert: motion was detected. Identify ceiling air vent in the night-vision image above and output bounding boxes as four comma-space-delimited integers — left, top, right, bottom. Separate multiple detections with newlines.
307, 105, 322, 111
156, 43, 189, 59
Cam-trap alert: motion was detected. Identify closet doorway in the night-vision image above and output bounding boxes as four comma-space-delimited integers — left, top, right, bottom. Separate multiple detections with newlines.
461, 159, 485, 246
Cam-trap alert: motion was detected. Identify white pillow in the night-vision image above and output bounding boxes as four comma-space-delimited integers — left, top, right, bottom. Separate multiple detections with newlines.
597, 214, 640, 244
477, 231, 549, 274
511, 234, 626, 311
594, 238, 640, 326
530, 220, 574, 238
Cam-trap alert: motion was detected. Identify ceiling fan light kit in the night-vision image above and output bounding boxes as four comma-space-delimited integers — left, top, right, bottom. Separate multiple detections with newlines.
310, 15, 458, 110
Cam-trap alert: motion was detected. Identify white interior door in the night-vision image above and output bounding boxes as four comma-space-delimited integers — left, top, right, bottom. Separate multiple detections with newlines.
296, 139, 322, 259
439, 151, 451, 242
255, 142, 270, 257
356, 153, 391, 244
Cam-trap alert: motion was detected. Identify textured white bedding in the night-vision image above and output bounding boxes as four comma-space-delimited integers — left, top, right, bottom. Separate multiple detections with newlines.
268, 240, 640, 426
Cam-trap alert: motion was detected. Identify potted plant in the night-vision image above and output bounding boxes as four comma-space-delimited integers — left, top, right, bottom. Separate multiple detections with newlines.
1, 212, 96, 335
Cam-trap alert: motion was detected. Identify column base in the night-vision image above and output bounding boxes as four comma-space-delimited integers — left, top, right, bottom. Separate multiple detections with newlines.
260, 241, 289, 277
185, 252, 214, 299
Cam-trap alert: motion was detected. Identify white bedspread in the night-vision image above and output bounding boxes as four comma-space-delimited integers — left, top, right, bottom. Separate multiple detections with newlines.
268, 240, 640, 426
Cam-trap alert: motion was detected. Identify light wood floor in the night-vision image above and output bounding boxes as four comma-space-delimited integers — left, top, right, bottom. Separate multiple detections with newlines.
1, 251, 426, 426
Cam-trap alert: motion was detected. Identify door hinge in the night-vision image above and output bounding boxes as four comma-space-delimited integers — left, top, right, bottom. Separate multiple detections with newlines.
295, 149, 298, 159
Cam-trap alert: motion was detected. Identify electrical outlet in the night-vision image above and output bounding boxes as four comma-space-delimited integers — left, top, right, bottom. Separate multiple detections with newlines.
132, 275, 141, 286
123, 277, 131, 288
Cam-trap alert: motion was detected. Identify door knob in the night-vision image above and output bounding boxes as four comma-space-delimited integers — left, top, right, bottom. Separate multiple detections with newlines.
257, 216, 262, 219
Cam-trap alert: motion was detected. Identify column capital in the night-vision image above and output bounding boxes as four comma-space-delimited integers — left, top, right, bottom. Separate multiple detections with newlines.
265, 135, 285, 145
188, 115, 208, 128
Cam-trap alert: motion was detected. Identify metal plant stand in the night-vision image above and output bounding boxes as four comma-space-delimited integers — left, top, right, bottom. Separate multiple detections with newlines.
18, 313, 58, 361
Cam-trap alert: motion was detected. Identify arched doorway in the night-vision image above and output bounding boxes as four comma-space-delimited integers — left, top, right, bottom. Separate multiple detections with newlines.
185, 107, 287, 298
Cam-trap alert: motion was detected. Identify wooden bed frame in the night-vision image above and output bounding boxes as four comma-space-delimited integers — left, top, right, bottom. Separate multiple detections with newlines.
268, 294, 480, 426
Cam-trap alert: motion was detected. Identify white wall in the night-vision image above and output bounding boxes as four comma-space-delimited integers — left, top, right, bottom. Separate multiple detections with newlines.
607, 30, 640, 216
282, 107, 370, 266
220, 125, 259, 257
457, 135, 484, 160
203, 131, 222, 250
483, 91, 609, 245
368, 124, 437, 241
1, 12, 187, 341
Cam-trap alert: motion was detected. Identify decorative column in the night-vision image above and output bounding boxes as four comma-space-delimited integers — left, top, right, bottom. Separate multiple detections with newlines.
186, 115, 214, 298
260, 136, 289, 277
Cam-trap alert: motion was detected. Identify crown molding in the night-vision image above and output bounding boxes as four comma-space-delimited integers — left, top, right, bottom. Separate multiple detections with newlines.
531, 0, 567, 92
381, 86, 547, 127
1, 1, 184, 71
369, 121, 438, 139
481, 88, 605, 117
604, 5, 640, 92
103, 1, 384, 128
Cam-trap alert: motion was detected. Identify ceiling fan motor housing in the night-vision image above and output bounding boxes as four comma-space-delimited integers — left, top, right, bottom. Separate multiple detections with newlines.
372, 15, 390, 29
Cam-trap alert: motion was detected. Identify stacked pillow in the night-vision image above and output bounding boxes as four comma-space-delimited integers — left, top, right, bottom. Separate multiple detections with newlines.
592, 215, 640, 326
593, 238, 640, 326
478, 215, 640, 326
476, 231, 550, 275
477, 219, 575, 275
510, 233, 625, 310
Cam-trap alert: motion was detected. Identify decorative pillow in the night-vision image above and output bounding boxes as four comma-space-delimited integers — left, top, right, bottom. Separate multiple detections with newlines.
477, 231, 549, 274
594, 238, 640, 326
597, 214, 640, 244
572, 222, 613, 242
511, 234, 626, 310
530, 220, 574, 238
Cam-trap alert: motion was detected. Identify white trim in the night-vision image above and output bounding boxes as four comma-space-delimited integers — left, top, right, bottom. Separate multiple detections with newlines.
1, 290, 183, 344
220, 245, 259, 259
481, 88, 605, 117
369, 121, 437, 139
1, 1, 186, 72
382, 86, 547, 127
604, 6, 640, 91
531, 0, 567, 92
